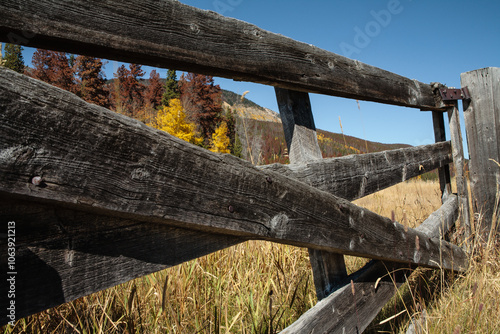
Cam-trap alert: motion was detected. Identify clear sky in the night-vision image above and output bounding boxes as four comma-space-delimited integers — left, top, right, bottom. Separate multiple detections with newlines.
178, 0, 500, 156
8, 0, 499, 155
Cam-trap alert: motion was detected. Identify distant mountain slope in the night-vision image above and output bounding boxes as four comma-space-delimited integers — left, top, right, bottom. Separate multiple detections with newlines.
316, 129, 411, 156
105, 78, 409, 163
221, 89, 280, 123
221, 89, 410, 164
236, 118, 410, 165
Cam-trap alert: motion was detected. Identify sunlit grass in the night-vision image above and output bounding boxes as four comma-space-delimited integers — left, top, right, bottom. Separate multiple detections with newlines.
3, 179, 499, 333
362, 179, 500, 333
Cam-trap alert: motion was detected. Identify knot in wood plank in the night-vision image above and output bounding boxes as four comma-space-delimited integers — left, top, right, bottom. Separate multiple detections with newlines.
269, 213, 289, 239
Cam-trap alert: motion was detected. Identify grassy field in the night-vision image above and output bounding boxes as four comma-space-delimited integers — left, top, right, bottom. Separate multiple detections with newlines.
3, 179, 499, 333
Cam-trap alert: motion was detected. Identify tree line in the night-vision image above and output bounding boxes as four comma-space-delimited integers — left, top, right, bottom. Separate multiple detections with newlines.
0, 43, 241, 155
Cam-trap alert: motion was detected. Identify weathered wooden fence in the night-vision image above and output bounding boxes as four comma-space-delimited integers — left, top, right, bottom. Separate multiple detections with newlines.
1, 0, 498, 332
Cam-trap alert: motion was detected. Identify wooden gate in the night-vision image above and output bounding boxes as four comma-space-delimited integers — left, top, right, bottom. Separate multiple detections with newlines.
1, 0, 498, 332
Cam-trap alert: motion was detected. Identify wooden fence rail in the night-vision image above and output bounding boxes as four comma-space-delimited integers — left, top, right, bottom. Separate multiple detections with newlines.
0, 0, 444, 110
0, 66, 464, 328
0, 0, 488, 331
261, 141, 453, 202
0, 69, 466, 270
282, 194, 459, 333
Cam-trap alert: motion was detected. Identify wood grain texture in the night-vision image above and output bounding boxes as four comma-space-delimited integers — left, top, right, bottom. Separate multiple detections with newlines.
461, 67, 500, 238
275, 88, 323, 162
0, 199, 243, 325
281, 260, 409, 334
260, 141, 453, 201
281, 194, 459, 334
0, 0, 444, 110
275, 88, 347, 301
447, 103, 472, 239
0, 68, 467, 271
432, 111, 452, 200
417, 194, 458, 239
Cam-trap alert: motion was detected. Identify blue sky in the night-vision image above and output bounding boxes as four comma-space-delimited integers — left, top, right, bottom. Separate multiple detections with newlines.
178, 0, 499, 156
7, 0, 499, 154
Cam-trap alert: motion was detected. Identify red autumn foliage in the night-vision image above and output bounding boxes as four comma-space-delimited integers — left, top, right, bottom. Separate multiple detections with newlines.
110, 63, 145, 117
31, 49, 76, 93
179, 73, 223, 143
74, 55, 109, 108
144, 69, 164, 109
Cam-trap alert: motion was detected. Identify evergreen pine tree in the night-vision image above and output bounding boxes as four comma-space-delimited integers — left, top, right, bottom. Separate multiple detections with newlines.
232, 133, 243, 158
3, 43, 25, 73
161, 69, 180, 106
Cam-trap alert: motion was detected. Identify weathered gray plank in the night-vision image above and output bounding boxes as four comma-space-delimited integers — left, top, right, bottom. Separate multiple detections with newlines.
447, 103, 472, 239
432, 111, 452, 200
306, 249, 349, 300
281, 260, 409, 334
0, 0, 444, 110
276, 88, 324, 163
282, 194, 459, 334
0, 198, 244, 325
416, 194, 458, 239
461, 67, 500, 239
0, 68, 466, 271
275, 87, 347, 301
260, 141, 453, 201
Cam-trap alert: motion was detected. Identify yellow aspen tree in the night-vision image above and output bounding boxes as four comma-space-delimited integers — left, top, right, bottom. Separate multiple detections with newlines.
209, 121, 231, 153
154, 98, 203, 145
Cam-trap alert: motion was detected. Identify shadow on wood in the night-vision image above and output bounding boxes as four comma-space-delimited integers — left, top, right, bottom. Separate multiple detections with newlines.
0, 199, 244, 324
0, 68, 467, 273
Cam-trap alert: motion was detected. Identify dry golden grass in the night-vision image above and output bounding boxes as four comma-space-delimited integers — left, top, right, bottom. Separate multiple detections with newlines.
423, 244, 500, 333
360, 180, 500, 334
3, 242, 317, 333
354, 179, 444, 229
420, 177, 500, 334
3, 179, 499, 333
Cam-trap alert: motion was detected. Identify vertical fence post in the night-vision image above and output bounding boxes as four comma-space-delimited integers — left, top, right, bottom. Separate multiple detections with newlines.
432, 111, 452, 201
461, 67, 500, 241
275, 87, 348, 300
447, 102, 472, 241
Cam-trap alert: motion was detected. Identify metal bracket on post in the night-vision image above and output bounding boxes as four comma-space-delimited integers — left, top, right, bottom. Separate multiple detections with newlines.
439, 87, 471, 101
